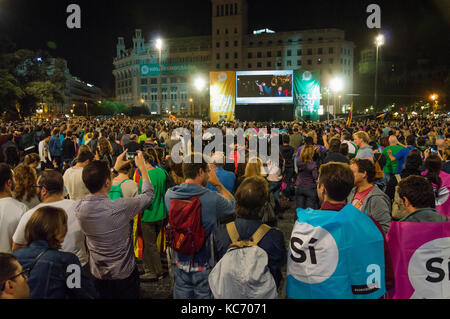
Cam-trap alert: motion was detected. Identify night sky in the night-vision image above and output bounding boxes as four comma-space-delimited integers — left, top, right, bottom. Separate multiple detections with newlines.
0, 0, 448, 95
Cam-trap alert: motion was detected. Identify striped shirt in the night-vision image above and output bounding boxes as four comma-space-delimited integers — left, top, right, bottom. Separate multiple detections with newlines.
74, 181, 154, 280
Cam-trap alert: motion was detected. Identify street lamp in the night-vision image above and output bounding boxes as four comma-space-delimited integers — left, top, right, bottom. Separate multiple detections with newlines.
84, 102, 88, 118
193, 76, 206, 117
430, 93, 439, 112
330, 77, 344, 120
155, 38, 163, 115
374, 34, 384, 112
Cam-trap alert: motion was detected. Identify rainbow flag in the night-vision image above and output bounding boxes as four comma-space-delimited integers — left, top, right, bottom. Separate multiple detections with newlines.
132, 169, 144, 259
347, 103, 353, 127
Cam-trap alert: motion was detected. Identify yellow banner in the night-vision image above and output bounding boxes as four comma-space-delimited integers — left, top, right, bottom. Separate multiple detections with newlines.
210, 71, 235, 123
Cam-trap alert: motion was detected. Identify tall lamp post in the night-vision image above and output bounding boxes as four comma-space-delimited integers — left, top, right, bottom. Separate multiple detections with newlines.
194, 76, 206, 119
155, 38, 163, 115
84, 102, 88, 118
330, 77, 343, 121
374, 34, 384, 112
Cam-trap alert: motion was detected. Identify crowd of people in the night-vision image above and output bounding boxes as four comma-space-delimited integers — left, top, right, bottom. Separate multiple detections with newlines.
0, 116, 449, 299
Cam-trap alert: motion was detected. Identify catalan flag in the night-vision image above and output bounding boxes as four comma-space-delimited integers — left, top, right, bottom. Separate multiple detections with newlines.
347, 103, 353, 127
170, 114, 176, 121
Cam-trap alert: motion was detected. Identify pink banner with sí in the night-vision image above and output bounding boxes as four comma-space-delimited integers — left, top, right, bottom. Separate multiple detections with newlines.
386, 221, 450, 299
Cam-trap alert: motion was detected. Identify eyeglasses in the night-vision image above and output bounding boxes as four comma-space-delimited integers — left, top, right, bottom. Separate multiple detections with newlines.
1, 268, 29, 290
9, 268, 30, 281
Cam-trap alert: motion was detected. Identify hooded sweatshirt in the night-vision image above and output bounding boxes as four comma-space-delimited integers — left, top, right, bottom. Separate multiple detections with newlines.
348, 184, 392, 234
164, 183, 235, 269
400, 207, 449, 222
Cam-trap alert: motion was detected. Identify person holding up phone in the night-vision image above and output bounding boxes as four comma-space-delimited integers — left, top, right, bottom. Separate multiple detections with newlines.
74, 150, 154, 299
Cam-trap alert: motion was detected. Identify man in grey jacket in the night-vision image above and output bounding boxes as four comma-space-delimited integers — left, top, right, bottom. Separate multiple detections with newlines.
348, 158, 392, 234
398, 175, 449, 222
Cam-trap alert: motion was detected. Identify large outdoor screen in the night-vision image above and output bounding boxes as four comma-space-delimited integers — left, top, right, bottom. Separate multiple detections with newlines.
236, 70, 293, 104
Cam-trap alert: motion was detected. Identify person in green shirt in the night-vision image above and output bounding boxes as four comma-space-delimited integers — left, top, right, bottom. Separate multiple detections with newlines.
137, 128, 147, 144
382, 135, 404, 182
138, 150, 167, 282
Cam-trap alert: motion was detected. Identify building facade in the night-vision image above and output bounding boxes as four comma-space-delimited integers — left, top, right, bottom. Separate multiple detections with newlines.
113, 0, 355, 117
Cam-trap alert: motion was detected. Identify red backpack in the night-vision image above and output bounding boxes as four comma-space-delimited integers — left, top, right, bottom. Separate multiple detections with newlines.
166, 196, 205, 256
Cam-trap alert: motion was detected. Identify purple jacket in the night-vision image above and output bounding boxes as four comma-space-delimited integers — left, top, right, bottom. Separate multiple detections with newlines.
295, 159, 318, 188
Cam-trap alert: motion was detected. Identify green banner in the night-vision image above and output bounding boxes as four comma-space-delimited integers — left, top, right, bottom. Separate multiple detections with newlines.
293, 70, 321, 122
140, 63, 196, 76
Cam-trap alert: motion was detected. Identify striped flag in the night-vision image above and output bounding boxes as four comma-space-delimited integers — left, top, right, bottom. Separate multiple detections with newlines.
170, 114, 176, 121
347, 103, 353, 127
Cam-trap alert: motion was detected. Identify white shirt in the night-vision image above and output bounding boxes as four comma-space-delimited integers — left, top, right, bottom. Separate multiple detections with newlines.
63, 167, 90, 200
38, 140, 51, 162
343, 140, 357, 155
12, 199, 89, 266
0, 197, 27, 253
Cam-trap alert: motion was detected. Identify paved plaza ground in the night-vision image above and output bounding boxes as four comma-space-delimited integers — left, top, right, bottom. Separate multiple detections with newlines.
138, 195, 297, 299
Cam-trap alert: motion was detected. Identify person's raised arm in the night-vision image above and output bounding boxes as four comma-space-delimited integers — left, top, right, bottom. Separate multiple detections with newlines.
208, 164, 233, 199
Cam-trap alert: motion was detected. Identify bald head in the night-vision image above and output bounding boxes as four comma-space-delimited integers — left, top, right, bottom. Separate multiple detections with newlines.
389, 135, 399, 146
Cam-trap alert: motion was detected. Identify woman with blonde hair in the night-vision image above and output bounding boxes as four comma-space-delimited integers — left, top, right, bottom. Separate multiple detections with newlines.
13, 165, 40, 209
234, 157, 264, 191
295, 137, 319, 209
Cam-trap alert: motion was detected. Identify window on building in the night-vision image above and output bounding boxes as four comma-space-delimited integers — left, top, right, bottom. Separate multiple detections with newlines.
221, 5, 224, 16
225, 4, 229, 15
235, 3, 238, 14
318, 48, 323, 54
297, 49, 302, 56
141, 79, 147, 85
216, 29, 219, 35
318, 37, 323, 41
161, 78, 167, 84
267, 51, 272, 57
225, 41, 229, 47
277, 62, 281, 67
234, 27, 238, 34
329, 58, 334, 64
257, 62, 262, 68
278, 40, 283, 44
267, 61, 272, 67
234, 63, 238, 69
234, 52, 238, 59
248, 52, 252, 59
216, 53, 220, 59
216, 42, 220, 48
234, 40, 238, 47
307, 59, 312, 65
150, 88, 157, 101
249, 41, 253, 46
287, 60, 291, 66
162, 88, 168, 101
277, 51, 281, 57
297, 60, 302, 66
170, 77, 177, 83
329, 47, 334, 54
287, 50, 292, 56
225, 52, 229, 59
257, 52, 262, 58
216, 5, 220, 17
307, 49, 312, 55
216, 63, 220, 69
225, 63, 229, 69
248, 63, 252, 68
229, 4, 233, 15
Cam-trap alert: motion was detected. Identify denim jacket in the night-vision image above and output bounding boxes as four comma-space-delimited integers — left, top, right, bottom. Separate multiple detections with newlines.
13, 240, 97, 299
